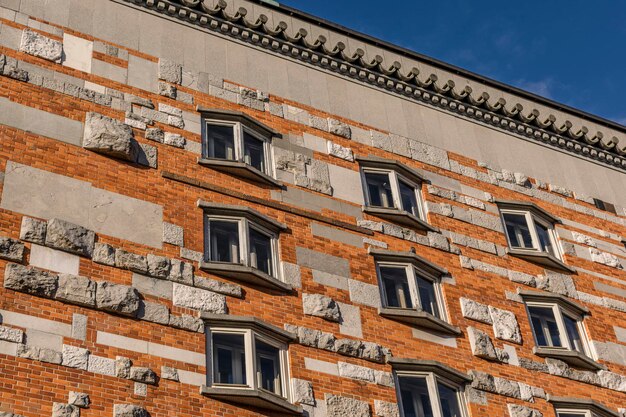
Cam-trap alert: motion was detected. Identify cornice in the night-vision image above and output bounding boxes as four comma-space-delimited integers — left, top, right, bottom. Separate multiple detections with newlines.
117, 0, 626, 171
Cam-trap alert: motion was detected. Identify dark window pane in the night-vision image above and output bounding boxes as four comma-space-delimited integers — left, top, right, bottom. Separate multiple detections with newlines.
416, 276, 440, 319
243, 132, 266, 172
398, 376, 434, 417
503, 213, 534, 249
380, 266, 413, 309
207, 124, 236, 160
563, 315, 584, 353
399, 180, 420, 217
249, 228, 273, 276
438, 383, 463, 417
212, 333, 246, 385
557, 414, 586, 417
529, 306, 562, 347
365, 172, 395, 208
535, 222, 556, 256
209, 220, 240, 263
255, 339, 282, 396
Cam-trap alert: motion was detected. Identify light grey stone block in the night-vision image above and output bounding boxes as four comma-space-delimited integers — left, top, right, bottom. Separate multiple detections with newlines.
130, 367, 157, 385
164, 132, 186, 148
460, 298, 492, 324
507, 404, 543, 417
161, 366, 179, 381
0, 325, 23, 343
180, 247, 203, 263
146, 254, 170, 279
296, 247, 351, 277
494, 377, 521, 399
95, 281, 141, 316
19, 217, 46, 244
172, 283, 226, 313
68, 392, 90, 408
83, 112, 135, 161
535, 271, 577, 298
326, 394, 370, 417
158, 58, 182, 84
132, 273, 172, 299
312, 270, 349, 290
55, 273, 96, 307
29, 244, 80, 275
92, 242, 115, 266
138, 301, 169, 325
115, 249, 148, 274
62, 344, 89, 370
71, 314, 87, 341
163, 222, 184, 246
4, 263, 58, 297
374, 400, 399, 417
0, 237, 24, 262
20, 29, 62, 62
169, 314, 204, 333
168, 259, 193, 285
292, 378, 315, 405
337, 302, 362, 338
467, 327, 498, 361
348, 279, 381, 308
134, 382, 147, 396
194, 276, 242, 298
88, 354, 116, 376
137, 143, 157, 168
489, 306, 522, 344
113, 404, 147, 417
51, 403, 79, 417
338, 362, 374, 382
303, 293, 341, 322
45, 218, 95, 257
115, 356, 132, 379
311, 223, 363, 248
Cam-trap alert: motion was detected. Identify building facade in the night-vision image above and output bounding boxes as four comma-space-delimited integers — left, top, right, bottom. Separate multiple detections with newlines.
0, 1, 625, 416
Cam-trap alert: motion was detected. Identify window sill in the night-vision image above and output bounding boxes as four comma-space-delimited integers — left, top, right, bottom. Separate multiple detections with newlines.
506, 248, 575, 273
198, 158, 283, 187
199, 261, 293, 292
201, 385, 303, 414
533, 347, 605, 371
378, 307, 461, 336
363, 206, 438, 232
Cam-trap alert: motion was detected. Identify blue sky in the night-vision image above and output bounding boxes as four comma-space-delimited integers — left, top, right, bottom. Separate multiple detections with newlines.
283, 0, 626, 126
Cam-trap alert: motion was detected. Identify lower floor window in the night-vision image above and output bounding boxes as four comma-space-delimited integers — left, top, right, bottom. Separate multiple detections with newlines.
527, 303, 587, 354
398, 374, 465, 417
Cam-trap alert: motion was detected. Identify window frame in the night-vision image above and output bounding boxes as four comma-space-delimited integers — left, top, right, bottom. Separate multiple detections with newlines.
499, 207, 562, 259
361, 167, 424, 219
549, 396, 621, 417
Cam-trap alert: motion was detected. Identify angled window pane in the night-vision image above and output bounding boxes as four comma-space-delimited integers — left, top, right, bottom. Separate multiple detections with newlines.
556, 414, 587, 417
249, 228, 273, 276
437, 383, 463, 417
563, 314, 584, 353
243, 132, 266, 172
380, 266, 413, 309
399, 180, 420, 217
365, 172, 395, 208
529, 306, 562, 347
213, 333, 247, 385
535, 222, 556, 256
255, 339, 283, 397
416, 275, 440, 319
207, 124, 236, 160
209, 220, 240, 264
503, 213, 534, 249
398, 376, 435, 417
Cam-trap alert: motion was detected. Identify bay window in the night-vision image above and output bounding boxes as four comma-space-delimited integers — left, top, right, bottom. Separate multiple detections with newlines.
549, 397, 620, 417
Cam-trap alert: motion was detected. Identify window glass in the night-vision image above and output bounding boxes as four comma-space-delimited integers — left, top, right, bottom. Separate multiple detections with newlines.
380, 266, 413, 309
243, 131, 266, 172
213, 333, 247, 385
529, 306, 562, 347
398, 376, 435, 417
557, 414, 587, 417
209, 220, 240, 263
437, 383, 463, 417
255, 339, 282, 396
503, 213, 534, 249
563, 314, 584, 353
365, 172, 395, 208
416, 275, 440, 319
399, 180, 420, 217
535, 222, 556, 256
207, 124, 236, 160
249, 227, 273, 276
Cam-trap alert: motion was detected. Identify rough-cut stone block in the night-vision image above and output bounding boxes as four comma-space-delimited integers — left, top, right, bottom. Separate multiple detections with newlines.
292, 378, 315, 405
20, 29, 63, 63
138, 301, 169, 325
326, 395, 370, 417
161, 366, 179, 381
147, 254, 171, 278
115, 249, 148, 274
92, 242, 115, 266
374, 370, 395, 387
0, 326, 24, 343
194, 276, 242, 298
334, 338, 363, 357
68, 392, 90, 408
469, 370, 496, 392
45, 218, 95, 257
164, 132, 186, 148
598, 370, 626, 392
460, 298, 492, 324
19, 217, 47, 244
51, 403, 79, 417
4, 263, 58, 297
163, 222, 184, 246
536, 272, 577, 298
146, 127, 164, 143
168, 259, 193, 285
83, 112, 135, 161
467, 327, 498, 361
508, 404, 543, 417
130, 367, 157, 385
169, 314, 204, 333
62, 345, 90, 370
172, 283, 227, 313
113, 404, 147, 417
137, 143, 157, 168
55, 274, 97, 307
494, 377, 521, 399
158, 59, 182, 84
0, 237, 24, 262
361, 342, 386, 363
134, 382, 147, 396
374, 400, 399, 417
327, 142, 354, 161
88, 355, 116, 376
338, 362, 374, 382
95, 281, 141, 316
303, 293, 341, 322
158, 82, 177, 99
116, 356, 132, 379
328, 119, 352, 139
489, 306, 522, 344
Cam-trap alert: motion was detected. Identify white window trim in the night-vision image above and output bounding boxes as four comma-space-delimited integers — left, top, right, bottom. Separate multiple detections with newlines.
208, 326, 291, 400
500, 208, 563, 259
376, 261, 448, 322
205, 214, 281, 279
556, 410, 593, 417
204, 119, 273, 176
361, 167, 425, 219
525, 301, 593, 358
394, 371, 469, 417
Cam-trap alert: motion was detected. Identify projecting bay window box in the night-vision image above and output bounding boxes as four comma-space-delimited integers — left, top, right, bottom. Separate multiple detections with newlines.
201, 314, 302, 415
198, 107, 282, 187
371, 248, 459, 336
549, 396, 621, 417
497, 200, 574, 272
358, 156, 438, 232
199, 201, 292, 292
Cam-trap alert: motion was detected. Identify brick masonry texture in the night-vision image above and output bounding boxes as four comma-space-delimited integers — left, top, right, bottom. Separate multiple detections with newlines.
0, 1, 624, 417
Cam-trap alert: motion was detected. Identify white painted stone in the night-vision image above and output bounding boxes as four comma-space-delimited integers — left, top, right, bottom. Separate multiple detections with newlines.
62, 33, 93, 73
29, 244, 80, 275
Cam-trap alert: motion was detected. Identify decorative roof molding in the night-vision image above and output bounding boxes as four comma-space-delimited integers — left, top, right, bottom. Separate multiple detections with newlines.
117, 0, 626, 171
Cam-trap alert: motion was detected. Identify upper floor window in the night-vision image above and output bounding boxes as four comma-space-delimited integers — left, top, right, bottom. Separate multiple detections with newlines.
199, 108, 281, 187
371, 249, 460, 336
201, 314, 302, 415
358, 157, 436, 232
199, 201, 292, 292
497, 200, 573, 272
549, 396, 620, 417
390, 359, 469, 417
520, 291, 600, 370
